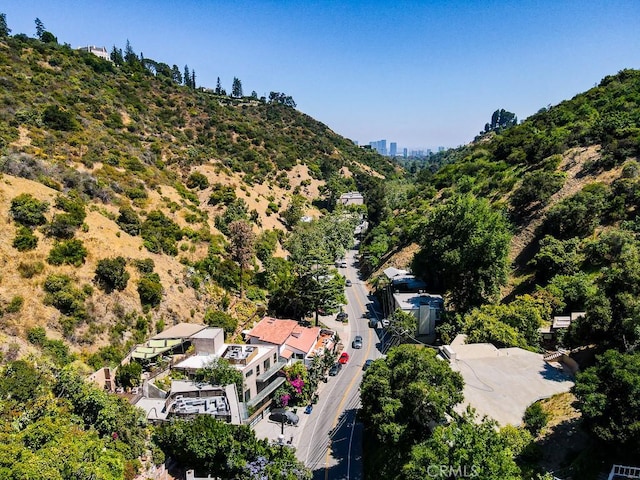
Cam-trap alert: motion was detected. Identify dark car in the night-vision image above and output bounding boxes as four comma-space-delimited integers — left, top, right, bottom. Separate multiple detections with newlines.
328, 362, 342, 376
352, 335, 363, 349
269, 409, 299, 425
345, 279, 352, 287
337, 312, 348, 322
363, 359, 374, 371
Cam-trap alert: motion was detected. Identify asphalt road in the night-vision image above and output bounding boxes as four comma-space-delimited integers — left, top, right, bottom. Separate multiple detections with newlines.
294, 244, 386, 479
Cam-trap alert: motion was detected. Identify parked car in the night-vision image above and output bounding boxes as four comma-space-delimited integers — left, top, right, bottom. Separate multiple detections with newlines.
381, 318, 390, 328
269, 409, 299, 425
337, 312, 348, 322
328, 362, 342, 376
339, 352, 350, 364
363, 359, 374, 371
352, 335, 363, 349
368, 317, 378, 328
345, 279, 352, 287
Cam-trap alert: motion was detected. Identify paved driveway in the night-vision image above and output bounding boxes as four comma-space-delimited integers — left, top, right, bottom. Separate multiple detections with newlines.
448, 337, 575, 426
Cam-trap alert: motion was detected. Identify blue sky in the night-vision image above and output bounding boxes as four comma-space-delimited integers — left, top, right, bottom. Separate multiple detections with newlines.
3, 1, 639, 150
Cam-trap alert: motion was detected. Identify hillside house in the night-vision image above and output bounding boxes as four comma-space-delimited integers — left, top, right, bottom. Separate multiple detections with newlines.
392, 292, 444, 336
245, 316, 335, 366
76, 45, 110, 61
339, 191, 364, 206
171, 327, 283, 410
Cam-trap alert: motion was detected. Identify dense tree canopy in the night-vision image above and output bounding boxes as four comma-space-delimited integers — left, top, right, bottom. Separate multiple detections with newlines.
154, 415, 310, 479
403, 410, 522, 480
360, 345, 464, 446
412, 194, 511, 311
574, 349, 640, 458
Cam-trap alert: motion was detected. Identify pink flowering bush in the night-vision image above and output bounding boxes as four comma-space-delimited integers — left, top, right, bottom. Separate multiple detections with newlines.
290, 377, 304, 394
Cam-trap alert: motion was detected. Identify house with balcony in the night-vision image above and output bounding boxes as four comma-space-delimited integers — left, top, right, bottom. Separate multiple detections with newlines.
170, 327, 284, 412
245, 316, 335, 366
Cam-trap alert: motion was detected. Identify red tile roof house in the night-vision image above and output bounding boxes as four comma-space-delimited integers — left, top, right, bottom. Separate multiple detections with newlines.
246, 316, 334, 366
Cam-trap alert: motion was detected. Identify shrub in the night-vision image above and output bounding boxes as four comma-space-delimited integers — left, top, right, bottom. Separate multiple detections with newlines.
5, 296, 24, 313
46, 213, 81, 239
116, 206, 142, 236
208, 183, 236, 206
116, 361, 142, 388
141, 210, 182, 255
203, 309, 238, 335
186, 171, 210, 190
137, 273, 163, 309
47, 239, 87, 266
27, 326, 47, 345
43, 274, 88, 321
10, 193, 49, 227
13, 225, 38, 251
18, 261, 45, 278
95, 256, 130, 293
133, 258, 155, 273
42, 105, 79, 131
523, 401, 549, 436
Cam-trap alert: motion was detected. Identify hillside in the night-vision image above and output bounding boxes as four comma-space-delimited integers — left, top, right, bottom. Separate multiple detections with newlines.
0, 33, 396, 359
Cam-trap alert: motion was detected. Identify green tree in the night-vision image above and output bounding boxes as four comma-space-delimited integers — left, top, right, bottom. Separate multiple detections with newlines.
403, 409, 522, 480
574, 349, 640, 456
231, 77, 243, 98
186, 171, 209, 189
227, 220, 256, 298
116, 206, 141, 235
523, 401, 549, 436
42, 105, 78, 131
203, 309, 237, 335
530, 235, 583, 284
95, 257, 130, 293
34, 18, 45, 39
116, 362, 142, 389
280, 194, 306, 230
0, 13, 10, 37
140, 210, 183, 255
360, 345, 464, 447
154, 415, 310, 479
483, 108, 518, 134
137, 273, 162, 310
10, 193, 49, 227
412, 194, 511, 311
195, 357, 243, 397
510, 169, 566, 217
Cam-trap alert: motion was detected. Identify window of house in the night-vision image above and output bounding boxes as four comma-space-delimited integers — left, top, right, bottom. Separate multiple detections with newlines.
264, 359, 270, 370
245, 369, 253, 378
256, 365, 261, 376
244, 389, 251, 402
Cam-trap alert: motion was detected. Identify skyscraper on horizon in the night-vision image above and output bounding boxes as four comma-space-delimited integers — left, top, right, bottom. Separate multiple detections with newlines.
369, 139, 387, 156
390, 142, 397, 157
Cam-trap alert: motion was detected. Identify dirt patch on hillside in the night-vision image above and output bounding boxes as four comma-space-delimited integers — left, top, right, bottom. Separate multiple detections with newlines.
503, 146, 624, 298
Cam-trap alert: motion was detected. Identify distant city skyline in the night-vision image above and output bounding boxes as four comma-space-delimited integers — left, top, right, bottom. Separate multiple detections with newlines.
2, 1, 639, 148
361, 139, 444, 157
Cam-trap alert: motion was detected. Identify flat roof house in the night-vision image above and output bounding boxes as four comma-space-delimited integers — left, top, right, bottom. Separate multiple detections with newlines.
392, 292, 444, 336
339, 191, 364, 206
171, 327, 283, 411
